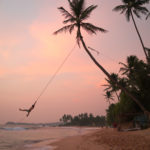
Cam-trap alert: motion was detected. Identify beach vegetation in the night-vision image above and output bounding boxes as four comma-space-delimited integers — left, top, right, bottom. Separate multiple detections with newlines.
60, 113, 106, 127
54, 0, 150, 119
105, 55, 150, 126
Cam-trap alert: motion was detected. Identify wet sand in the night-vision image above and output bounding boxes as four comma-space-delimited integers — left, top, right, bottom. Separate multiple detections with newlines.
51, 128, 150, 150
0, 126, 96, 150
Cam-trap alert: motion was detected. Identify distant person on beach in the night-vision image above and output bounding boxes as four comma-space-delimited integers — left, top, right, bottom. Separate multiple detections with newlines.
19, 101, 37, 117
113, 122, 117, 128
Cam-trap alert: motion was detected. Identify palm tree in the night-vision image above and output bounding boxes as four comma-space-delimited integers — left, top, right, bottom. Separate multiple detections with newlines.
113, 0, 149, 62
119, 56, 139, 75
103, 73, 120, 101
104, 91, 114, 105
120, 55, 150, 92
54, 0, 150, 116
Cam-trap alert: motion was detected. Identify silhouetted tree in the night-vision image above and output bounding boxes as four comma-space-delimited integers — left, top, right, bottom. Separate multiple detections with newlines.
103, 73, 120, 102
113, 0, 149, 62
54, 0, 150, 116
60, 113, 106, 126
106, 55, 150, 125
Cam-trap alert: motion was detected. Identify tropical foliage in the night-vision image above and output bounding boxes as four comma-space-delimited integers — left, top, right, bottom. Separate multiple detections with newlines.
54, 0, 107, 45
113, 0, 149, 62
106, 55, 150, 125
54, 0, 150, 127
55, 0, 150, 117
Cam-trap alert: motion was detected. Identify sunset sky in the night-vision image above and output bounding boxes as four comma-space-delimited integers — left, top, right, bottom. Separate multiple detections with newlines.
0, 0, 150, 124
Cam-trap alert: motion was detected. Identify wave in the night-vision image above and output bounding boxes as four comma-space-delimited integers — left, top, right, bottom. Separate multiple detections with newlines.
25, 145, 54, 150
0, 127, 27, 131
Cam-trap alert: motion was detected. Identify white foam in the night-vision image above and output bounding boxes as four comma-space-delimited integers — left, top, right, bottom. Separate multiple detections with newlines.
33, 146, 54, 150
2, 127, 26, 131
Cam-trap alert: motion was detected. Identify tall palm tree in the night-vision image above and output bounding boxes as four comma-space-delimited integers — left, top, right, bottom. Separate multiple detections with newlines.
54, 0, 150, 116
113, 0, 149, 62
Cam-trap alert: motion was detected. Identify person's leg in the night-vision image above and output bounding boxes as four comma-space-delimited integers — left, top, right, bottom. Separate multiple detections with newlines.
19, 108, 28, 112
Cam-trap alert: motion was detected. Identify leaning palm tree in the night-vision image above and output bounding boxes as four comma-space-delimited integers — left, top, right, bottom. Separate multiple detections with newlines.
54, 0, 150, 116
113, 0, 149, 62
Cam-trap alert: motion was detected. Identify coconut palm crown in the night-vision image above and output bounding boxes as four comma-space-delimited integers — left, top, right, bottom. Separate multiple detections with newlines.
54, 0, 107, 45
113, 0, 149, 62
113, 0, 149, 21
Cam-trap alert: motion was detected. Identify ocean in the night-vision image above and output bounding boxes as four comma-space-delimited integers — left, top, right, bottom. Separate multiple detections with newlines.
0, 124, 96, 150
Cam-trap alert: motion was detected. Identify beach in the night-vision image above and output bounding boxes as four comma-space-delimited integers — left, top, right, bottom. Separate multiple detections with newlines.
52, 128, 150, 150
1, 124, 150, 150
0, 125, 97, 150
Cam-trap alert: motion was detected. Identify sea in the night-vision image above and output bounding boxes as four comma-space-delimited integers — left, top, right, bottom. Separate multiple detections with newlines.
0, 124, 97, 150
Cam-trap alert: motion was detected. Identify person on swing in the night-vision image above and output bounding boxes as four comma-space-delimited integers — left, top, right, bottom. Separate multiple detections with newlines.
19, 101, 37, 117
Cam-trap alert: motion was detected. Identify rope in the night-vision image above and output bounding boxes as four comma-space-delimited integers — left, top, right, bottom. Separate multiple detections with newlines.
35, 43, 77, 103
18, 43, 77, 121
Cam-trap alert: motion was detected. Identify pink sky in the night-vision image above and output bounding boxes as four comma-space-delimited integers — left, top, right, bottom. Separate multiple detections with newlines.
0, 0, 150, 124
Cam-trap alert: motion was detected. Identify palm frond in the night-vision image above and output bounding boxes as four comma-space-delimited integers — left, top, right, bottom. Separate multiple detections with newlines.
69, 0, 85, 18
104, 91, 114, 101
53, 24, 75, 35
69, 24, 76, 33
63, 18, 76, 24
81, 22, 107, 35
80, 5, 97, 21
119, 62, 128, 67
136, 0, 150, 5
76, 28, 81, 47
81, 23, 96, 34
119, 62, 129, 74
134, 6, 148, 15
77, 0, 85, 13
125, 8, 131, 21
113, 5, 127, 13
146, 12, 150, 20
120, 68, 129, 75
133, 9, 141, 18
114, 0, 149, 21
58, 7, 75, 20
68, 0, 74, 12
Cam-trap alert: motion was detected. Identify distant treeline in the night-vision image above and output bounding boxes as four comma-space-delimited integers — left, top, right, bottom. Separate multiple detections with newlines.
60, 113, 106, 127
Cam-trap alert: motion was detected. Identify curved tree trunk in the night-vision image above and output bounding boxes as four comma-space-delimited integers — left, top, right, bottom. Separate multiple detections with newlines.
78, 29, 150, 117
131, 11, 149, 63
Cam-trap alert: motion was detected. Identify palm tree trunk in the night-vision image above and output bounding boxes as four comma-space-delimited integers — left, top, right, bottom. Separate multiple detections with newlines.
79, 29, 150, 117
131, 11, 148, 62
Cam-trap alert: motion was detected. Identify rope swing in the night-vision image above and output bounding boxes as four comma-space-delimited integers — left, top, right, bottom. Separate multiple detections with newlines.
19, 43, 77, 117
19, 44, 118, 118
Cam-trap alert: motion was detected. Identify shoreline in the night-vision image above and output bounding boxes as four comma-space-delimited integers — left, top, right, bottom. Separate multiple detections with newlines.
50, 128, 150, 150
20, 126, 99, 150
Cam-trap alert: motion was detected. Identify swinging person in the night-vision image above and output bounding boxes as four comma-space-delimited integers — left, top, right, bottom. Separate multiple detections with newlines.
19, 101, 37, 117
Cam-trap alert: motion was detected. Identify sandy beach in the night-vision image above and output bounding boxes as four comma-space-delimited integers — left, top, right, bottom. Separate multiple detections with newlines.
52, 128, 150, 150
